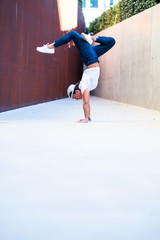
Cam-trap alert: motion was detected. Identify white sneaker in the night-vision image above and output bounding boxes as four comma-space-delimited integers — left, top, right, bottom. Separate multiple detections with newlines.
81, 33, 93, 45
36, 43, 55, 54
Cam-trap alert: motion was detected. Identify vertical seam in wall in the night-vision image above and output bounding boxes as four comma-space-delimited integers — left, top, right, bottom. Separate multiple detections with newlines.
149, 7, 153, 108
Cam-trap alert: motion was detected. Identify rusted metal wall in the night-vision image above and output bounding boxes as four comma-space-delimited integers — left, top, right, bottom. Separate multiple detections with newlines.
0, 0, 85, 112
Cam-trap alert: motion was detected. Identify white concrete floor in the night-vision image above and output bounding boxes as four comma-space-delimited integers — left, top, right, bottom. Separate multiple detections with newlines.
0, 96, 160, 240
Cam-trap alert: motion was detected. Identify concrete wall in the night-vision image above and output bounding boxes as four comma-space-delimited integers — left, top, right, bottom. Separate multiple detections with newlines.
93, 4, 160, 111
0, 0, 85, 112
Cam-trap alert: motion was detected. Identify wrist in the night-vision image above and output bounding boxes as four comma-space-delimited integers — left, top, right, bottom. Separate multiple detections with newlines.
92, 36, 98, 42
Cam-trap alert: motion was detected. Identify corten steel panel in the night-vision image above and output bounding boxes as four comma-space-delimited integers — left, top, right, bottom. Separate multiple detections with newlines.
0, 0, 85, 112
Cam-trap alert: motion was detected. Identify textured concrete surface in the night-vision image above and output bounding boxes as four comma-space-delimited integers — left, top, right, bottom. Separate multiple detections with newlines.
0, 97, 160, 240
94, 4, 160, 111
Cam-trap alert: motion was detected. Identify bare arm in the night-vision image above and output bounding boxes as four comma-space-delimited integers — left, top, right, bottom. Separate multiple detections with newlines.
83, 89, 90, 119
78, 89, 90, 123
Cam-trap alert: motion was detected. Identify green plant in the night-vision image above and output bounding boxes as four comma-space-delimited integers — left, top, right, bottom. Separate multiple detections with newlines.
78, 0, 83, 8
87, 0, 157, 34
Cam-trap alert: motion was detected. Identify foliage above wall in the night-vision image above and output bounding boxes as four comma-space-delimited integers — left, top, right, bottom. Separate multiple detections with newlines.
87, 0, 158, 34
78, 0, 82, 8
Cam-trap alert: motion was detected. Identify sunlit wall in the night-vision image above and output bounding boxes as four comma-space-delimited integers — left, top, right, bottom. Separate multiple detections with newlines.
93, 4, 160, 111
57, 0, 78, 31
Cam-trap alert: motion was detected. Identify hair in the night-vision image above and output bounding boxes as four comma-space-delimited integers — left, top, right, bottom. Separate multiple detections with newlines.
73, 82, 80, 95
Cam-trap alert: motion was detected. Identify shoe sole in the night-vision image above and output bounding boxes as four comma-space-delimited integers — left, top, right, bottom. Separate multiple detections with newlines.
36, 47, 54, 54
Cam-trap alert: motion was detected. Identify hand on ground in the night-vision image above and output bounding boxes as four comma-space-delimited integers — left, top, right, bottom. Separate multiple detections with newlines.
77, 119, 89, 123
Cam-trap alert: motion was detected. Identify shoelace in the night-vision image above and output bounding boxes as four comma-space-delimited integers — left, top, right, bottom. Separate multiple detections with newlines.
43, 43, 49, 46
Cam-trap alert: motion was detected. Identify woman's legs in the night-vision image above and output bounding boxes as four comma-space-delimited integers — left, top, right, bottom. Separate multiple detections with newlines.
92, 36, 116, 58
54, 31, 90, 54
53, 31, 98, 66
47, 32, 115, 65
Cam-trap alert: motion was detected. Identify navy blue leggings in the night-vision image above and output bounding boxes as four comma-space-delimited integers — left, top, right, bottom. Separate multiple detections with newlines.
54, 31, 115, 66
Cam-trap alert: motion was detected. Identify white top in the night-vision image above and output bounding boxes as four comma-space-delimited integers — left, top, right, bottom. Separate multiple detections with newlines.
79, 67, 100, 94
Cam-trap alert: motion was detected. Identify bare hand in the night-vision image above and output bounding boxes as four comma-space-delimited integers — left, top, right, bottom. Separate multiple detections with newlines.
77, 119, 89, 123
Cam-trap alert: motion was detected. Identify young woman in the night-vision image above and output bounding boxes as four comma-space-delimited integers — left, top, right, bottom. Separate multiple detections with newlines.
37, 31, 115, 123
